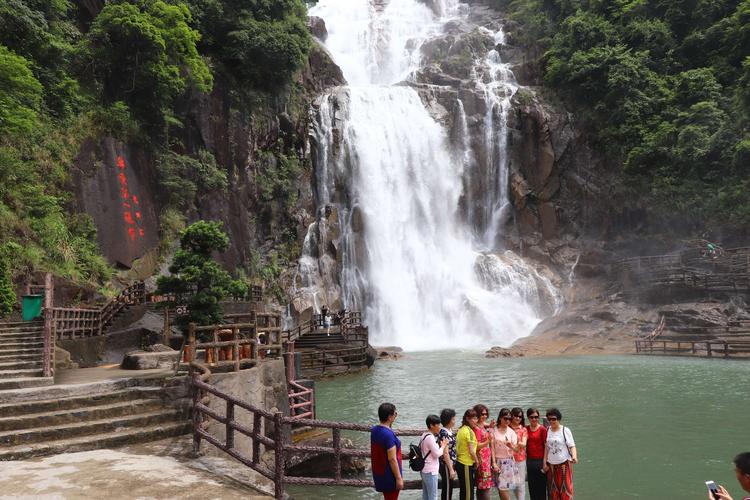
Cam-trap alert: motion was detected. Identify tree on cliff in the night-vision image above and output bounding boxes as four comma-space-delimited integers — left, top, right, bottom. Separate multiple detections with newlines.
81, 0, 212, 128
156, 221, 246, 331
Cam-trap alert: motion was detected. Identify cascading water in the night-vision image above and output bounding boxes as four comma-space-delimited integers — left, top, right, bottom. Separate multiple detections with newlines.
297, 0, 561, 350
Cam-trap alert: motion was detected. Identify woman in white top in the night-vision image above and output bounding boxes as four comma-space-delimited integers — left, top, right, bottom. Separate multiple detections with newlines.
421, 414, 448, 500
491, 408, 519, 500
542, 408, 577, 500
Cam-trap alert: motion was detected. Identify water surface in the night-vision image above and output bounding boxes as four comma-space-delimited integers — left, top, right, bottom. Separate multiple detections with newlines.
288, 352, 749, 499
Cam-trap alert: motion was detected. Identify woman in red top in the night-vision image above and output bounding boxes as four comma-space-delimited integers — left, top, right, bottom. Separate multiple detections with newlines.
525, 407, 547, 500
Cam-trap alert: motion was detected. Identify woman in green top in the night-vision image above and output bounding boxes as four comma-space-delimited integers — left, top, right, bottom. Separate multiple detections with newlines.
455, 408, 480, 500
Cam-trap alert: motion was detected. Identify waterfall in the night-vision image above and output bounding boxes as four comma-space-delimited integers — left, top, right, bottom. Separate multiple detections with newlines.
300, 0, 560, 350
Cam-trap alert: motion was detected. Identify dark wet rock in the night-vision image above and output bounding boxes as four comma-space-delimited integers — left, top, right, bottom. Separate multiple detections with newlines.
307, 16, 328, 41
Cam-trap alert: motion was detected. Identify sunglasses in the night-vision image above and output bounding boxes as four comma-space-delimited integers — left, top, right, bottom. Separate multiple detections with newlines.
480, 413, 488, 416
501, 416, 511, 420
529, 415, 540, 419
547, 417, 558, 421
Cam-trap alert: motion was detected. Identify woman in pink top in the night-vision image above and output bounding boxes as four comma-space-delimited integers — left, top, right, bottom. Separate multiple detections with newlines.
491, 408, 518, 500
509, 408, 528, 500
420, 414, 448, 500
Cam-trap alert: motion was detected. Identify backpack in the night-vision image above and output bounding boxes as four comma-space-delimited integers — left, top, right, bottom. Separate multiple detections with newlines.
408, 434, 432, 472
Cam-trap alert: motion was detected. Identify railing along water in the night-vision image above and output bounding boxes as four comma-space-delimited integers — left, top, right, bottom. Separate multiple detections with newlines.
189, 363, 425, 498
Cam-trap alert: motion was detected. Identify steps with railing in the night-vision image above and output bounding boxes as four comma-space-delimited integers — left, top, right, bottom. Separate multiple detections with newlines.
51, 281, 146, 340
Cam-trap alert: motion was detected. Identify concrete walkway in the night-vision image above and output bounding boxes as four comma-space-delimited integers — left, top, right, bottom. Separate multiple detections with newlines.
0, 437, 271, 499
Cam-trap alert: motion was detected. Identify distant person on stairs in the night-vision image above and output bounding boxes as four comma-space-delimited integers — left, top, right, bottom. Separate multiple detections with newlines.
713, 452, 750, 500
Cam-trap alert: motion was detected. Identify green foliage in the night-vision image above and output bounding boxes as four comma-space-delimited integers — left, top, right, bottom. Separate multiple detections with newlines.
187, 0, 310, 92
0, 45, 43, 136
156, 149, 228, 209
82, 0, 212, 128
156, 221, 244, 330
0, 253, 15, 318
0, 115, 112, 284
0, 0, 81, 118
256, 146, 302, 209
505, 0, 750, 228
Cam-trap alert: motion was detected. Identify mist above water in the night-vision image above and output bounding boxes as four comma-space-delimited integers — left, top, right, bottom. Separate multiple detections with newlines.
300, 0, 560, 350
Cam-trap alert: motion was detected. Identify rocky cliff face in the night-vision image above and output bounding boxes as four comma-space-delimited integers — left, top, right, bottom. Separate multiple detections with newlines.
70, 38, 344, 293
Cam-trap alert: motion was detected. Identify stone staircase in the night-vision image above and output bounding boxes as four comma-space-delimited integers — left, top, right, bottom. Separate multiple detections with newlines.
0, 320, 52, 391
0, 378, 191, 460
294, 330, 346, 349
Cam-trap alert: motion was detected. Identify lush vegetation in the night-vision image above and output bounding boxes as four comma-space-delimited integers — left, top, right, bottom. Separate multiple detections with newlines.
0, 0, 311, 297
0, 254, 15, 318
501, 0, 750, 228
156, 221, 248, 331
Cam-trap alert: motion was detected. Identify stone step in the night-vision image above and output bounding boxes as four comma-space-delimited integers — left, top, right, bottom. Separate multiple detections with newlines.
0, 369, 43, 379
0, 341, 44, 351
0, 421, 192, 461
0, 387, 162, 417
0, 353, 42, 363
0, 360, 41, 370
0, 377, 53, 391
0, 330, 44, 337
0, 398, 167, 432
0, 409, 187, 446
0, 348, 44, 357
0, 376, 164, 405
0, 338, 44, 346
0, 326, 45, 334
0, 347, 43, 355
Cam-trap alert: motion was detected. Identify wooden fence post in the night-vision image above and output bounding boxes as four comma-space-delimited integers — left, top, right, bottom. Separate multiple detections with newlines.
191, 370, 202, 455
188, 323, 196, 363
273, 411, 285, 499
252, 411, 261, 464
226, 400, 235, 450
42, 272, 54, 378
333, 427, 342, 481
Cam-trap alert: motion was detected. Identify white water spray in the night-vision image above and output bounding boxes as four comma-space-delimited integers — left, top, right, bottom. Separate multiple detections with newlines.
300, 0, 560, 350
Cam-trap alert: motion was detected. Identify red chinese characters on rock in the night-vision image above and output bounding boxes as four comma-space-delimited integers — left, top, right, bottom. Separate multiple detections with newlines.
115, 155, 146, 242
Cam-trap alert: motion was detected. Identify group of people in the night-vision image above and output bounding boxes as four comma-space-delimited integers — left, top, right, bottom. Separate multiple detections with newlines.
371, 403, 577, 500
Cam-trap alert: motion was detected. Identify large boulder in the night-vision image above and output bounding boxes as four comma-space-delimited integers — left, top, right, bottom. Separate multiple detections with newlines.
121, 347, 179, 370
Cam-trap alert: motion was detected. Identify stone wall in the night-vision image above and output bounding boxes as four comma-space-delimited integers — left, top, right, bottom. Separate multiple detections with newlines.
203, 360, 291, 463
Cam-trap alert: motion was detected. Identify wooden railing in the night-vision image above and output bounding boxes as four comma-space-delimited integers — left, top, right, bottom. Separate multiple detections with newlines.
51, 281, 145, 340
189, 366, 425, 498
284, 311, 365, 343
299, 345, 369, 374
183, 319, 283, 372
617, 246, 750, 294
635, 338, 750, 358
287, 379, 315, 420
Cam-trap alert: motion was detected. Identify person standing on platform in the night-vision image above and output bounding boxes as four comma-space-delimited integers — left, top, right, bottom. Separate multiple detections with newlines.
525, 408, 548, 500
542, 408, 577, 500
456, 408, 480, 500
420, 414, 448, 500
438, 408, 458, 500
509, 408, 528, 500
371, 403, 404, 500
